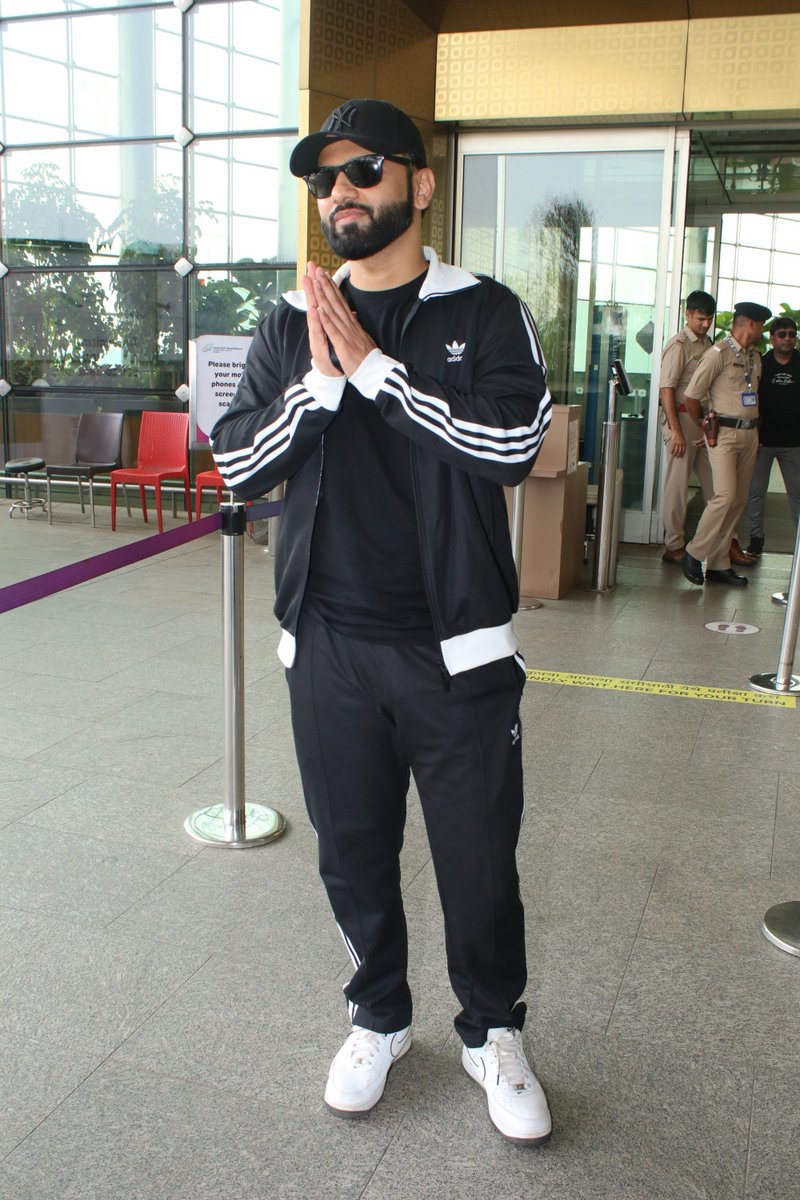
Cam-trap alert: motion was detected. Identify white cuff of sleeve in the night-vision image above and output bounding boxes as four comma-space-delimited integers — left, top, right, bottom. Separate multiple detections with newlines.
349, 348, 401, 399
302, 364, 347, 409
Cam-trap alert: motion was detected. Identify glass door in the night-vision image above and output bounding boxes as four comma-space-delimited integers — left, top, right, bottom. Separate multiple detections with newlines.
456, 128, 690, 543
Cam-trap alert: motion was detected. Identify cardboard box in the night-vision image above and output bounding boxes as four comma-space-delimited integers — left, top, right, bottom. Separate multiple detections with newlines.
508, 461, 589, 600
531, 404, 580, 478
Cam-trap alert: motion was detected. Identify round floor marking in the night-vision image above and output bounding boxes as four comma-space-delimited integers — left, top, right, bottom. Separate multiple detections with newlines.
525, 668, 795, 707
704, 621, 760, 635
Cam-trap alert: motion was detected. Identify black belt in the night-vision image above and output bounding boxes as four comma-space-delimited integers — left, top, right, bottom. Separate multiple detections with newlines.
714, 415, 758, 429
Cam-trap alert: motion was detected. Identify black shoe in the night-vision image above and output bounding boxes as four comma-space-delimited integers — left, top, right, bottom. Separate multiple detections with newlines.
705, 568, 748, 587
746, 537, 764, 558
682, 552, 704, 585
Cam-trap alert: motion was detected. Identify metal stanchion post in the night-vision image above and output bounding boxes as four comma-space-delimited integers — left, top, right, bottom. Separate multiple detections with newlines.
749, 516, 800, 695
185, 501, 287, 847
750, 519, 800, 955
592, 375, 621, 592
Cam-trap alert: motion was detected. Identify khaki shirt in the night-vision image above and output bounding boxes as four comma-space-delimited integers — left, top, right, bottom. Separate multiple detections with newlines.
685, 336, 762, 420
660, 326, 710, 406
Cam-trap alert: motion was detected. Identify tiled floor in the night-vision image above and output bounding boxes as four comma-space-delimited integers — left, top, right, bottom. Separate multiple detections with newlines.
1, 497, 798, 1199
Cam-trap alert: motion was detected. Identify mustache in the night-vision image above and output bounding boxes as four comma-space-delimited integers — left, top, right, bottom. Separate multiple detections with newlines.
330, 202, 373, 221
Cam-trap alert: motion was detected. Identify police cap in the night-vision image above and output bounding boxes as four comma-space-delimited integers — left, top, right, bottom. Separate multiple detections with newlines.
733, 301, 772, 323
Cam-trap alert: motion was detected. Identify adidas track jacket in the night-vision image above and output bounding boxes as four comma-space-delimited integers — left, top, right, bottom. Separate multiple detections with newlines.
210, 247, 552, 676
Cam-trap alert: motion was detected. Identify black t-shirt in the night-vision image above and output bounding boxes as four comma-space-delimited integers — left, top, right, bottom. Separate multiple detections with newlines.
759, 349, 800, 447
303, 270, 435, 643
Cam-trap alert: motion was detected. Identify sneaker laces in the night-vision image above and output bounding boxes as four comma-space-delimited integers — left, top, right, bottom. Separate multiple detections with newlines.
490, 1028, 534, 1092
347, 1027, 383, 1069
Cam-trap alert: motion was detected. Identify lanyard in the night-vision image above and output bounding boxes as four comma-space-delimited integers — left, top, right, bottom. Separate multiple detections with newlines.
725, 337, 755, 390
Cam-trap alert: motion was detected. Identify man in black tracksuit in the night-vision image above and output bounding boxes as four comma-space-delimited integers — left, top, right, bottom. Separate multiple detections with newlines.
210, 99, 553, 1144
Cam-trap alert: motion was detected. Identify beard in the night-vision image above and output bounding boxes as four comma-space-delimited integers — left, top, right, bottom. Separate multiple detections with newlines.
321, 177, 414, 260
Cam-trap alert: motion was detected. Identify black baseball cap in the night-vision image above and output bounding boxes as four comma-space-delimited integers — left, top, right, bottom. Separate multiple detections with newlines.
289, 99, 427, 178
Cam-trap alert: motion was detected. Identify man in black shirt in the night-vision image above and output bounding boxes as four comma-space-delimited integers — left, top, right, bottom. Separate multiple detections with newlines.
211, 100, 553, 1144
745, 315, 800, 557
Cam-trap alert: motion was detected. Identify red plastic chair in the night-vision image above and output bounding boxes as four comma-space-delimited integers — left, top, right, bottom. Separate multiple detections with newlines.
195, 466, 226, 521
110, 411, 192, 534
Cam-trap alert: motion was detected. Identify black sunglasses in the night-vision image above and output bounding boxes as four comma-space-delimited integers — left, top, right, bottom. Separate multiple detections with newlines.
304, 153, 416, 199
773, 329, 797, 338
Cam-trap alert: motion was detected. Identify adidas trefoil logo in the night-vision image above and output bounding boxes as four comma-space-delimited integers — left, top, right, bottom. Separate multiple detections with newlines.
446, 340, 465, 362
510, 721, 520, 746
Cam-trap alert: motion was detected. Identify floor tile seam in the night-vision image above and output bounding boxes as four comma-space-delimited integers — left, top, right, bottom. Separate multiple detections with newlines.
769, 774, 781, 880
603, 862, 660, 1037
354, 1109, 415, 1200
742, 1063, 757, 1200
0, 949, 217, 1168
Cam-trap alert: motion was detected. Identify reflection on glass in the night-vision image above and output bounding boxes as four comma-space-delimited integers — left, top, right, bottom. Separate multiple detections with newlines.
191, 267, 296, 337
461, 148, 664, 511
2, 161, 102, 267
5, 270, 184, 389
190, 136, 296, 264
2, 145, 185, 266
188, 1, 299, 134
0, 7, 181, 143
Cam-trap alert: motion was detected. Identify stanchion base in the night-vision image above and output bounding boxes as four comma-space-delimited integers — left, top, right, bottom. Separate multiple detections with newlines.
184, 803, 287, 848
772, 591, 788, 606
519, 595, 543, 610
748, 671, 800, 695
762, 901, 800, 957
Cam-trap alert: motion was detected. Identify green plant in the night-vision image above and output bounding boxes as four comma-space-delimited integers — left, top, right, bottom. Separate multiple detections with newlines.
3, 164, 112, 384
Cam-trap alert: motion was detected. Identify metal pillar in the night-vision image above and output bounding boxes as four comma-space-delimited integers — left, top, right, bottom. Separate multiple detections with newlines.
185, 502, 287, 847
592, 376, 621, 591
749, 516, 800, 695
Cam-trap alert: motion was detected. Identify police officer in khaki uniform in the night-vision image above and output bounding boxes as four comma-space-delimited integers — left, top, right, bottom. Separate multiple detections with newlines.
659, 290, 716, 564
683, 301, 772, 587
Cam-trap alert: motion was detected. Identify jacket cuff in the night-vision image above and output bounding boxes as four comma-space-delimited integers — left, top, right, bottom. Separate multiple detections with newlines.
303, 364, 347, 409
350, 348, 400, 399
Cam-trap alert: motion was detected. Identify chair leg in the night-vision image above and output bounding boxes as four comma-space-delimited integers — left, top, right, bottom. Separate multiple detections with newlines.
185, 479, 193, 522
155, 483, 164, 534
78, 479, 85, 514
139, 485, 148, 523
111, 480, 117, 530
46, 477, 53, 525
89, 476, 96, 527
195, 485, 203, 523
124, 483, 131, 518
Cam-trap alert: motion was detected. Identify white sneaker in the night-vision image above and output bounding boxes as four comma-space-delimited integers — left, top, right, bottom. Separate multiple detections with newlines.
462, 1026, 552, 1144
324, 1025, 412, 1116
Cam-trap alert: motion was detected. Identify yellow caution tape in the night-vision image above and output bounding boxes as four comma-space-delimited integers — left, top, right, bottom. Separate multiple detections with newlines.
525, 668, 796, 708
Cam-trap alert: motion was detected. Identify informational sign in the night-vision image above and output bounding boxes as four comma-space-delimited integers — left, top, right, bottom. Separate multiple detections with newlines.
190, 334, 253, 444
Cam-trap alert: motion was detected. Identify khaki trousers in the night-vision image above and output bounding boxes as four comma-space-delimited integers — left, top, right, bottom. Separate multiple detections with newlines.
686, 427, 758, 569
661, 411, 713, 550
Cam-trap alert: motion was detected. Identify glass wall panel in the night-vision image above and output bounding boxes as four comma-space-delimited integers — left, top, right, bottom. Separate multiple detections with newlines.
2, 143, 185, 267
462, 142, 668, 524
189, 135, 296, 264
5, 269, 184, 389
0, 6, 181, 143
188, 1, 299, 134
192, 266, 296, 337
0, 0, 299, 477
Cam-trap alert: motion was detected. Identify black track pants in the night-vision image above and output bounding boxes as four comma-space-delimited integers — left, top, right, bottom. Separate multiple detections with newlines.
286, 616, 528, 1048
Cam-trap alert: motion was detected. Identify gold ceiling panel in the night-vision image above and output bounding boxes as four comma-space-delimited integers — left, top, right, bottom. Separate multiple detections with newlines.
685, 14, 800, 113
436, 23, 687, 121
